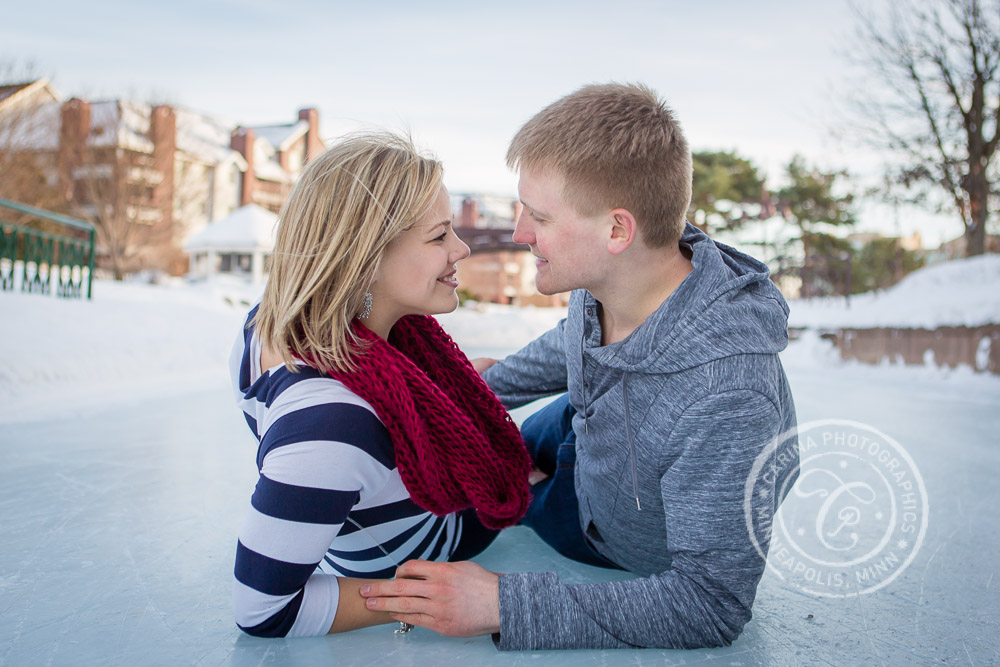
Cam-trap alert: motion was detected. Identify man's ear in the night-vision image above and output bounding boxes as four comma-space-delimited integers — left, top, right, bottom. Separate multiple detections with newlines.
607, 209, 638, 255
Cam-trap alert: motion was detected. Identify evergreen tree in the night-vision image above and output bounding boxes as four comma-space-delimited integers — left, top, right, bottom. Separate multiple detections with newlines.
850, 237, 925, 293
775, 156, 856, 297
689, 151, 767, 235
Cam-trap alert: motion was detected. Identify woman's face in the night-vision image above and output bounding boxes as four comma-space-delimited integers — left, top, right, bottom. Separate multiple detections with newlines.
371, 185, 470, 324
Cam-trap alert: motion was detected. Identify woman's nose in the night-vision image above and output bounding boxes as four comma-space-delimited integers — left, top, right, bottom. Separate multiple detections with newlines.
452, 235, 471, 261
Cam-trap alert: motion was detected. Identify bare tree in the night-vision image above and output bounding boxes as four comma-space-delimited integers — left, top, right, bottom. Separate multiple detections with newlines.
847, 0, 999, 256
3, 65, 206, 279
58, 100, 179, 279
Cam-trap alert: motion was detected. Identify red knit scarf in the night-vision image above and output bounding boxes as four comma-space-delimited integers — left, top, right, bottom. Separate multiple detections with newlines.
326, 315, 531, 530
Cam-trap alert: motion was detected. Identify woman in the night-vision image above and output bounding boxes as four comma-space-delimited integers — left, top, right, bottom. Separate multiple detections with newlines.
228, 132, 531, 637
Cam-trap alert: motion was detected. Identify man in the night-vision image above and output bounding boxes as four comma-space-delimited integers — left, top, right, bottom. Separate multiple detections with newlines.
361, 82, 798, 650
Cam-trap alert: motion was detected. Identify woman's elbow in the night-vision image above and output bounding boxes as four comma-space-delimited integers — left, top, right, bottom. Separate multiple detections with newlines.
232, 590, 305, 638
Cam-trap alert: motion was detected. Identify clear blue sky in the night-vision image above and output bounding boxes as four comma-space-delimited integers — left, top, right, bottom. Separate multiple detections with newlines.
2, 0, 961, 246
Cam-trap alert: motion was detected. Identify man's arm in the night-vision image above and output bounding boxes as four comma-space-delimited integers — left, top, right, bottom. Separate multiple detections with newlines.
481, 318, 569, 409
495, 389, 787, 650
363, 389, 789, 650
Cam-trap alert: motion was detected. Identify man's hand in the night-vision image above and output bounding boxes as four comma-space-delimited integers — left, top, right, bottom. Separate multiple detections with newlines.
359, 560, 501, 637
471, 357, 498, 375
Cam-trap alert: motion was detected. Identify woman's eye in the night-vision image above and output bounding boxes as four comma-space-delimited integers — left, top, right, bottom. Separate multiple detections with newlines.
433, 231, 448, 242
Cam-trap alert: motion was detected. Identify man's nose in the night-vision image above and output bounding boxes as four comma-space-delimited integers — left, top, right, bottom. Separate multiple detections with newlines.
512, 214, 533, 246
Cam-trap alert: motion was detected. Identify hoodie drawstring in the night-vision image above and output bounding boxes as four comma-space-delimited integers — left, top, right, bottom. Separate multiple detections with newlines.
622, 373, 641, 511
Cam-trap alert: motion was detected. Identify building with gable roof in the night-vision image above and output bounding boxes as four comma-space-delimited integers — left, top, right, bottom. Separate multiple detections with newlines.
0, 78, 65, 215
0, 79, 323, 277
184, 203, 277, 283
226, 108, 324, 216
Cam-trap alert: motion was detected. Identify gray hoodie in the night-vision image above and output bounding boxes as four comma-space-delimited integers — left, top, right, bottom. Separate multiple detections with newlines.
483, 223, 798, 650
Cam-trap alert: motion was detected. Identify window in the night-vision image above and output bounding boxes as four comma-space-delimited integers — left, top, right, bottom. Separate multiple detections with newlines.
219, 253, 252, 273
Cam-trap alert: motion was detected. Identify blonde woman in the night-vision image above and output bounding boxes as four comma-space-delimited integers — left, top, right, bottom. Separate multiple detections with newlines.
229, 132, 531, 638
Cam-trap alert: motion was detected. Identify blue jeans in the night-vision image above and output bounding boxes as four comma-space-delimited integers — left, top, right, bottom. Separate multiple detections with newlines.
450, 508, 499, 561
520, 395, 621, 569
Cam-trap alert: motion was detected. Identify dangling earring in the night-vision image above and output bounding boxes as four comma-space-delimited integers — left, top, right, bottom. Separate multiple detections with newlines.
359, 292, 373, 319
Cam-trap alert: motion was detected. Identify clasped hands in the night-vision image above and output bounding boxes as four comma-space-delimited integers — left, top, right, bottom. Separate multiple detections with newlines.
359, 559, 501, 637
361, 356, 531, 638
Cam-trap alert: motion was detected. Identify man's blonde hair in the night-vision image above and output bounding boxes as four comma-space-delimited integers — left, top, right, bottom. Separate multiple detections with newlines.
507, 82, 692, 247
253, 131, 443, 373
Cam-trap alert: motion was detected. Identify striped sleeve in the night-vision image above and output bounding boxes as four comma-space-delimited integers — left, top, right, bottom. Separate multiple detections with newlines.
229, 308, 468, 639
233, 387, 395, 637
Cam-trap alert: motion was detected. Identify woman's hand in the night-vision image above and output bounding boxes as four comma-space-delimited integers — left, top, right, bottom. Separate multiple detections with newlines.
470, 357, 498, 374
528, 467, 551, 486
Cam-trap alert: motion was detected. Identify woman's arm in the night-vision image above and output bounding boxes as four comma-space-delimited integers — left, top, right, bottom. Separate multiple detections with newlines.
235, 399, 398, 637
329, 578, 394, 633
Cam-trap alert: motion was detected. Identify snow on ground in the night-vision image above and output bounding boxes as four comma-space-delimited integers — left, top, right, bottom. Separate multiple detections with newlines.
0, 278, 255, 423
1, 256, 998, 424
0, 278, 567, 424
788, 254, 1000, 329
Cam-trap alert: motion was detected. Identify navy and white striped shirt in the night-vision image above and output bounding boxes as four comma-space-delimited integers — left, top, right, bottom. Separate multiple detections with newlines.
229, 306, 466, 637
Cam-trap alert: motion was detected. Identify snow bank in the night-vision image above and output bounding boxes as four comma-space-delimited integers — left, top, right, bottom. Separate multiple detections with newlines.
788, 254, 1000, 329
0, 278, 257, 423
437, 302, 566, 355
0, 280, 565, 423
3, 265, 996, 424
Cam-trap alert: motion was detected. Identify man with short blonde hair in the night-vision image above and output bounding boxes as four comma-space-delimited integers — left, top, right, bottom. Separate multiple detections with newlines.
362, 83, 798, 651
507, 82, 692, 248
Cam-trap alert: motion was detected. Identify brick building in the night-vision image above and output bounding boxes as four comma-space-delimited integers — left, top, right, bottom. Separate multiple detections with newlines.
0, 79, 323, 277
452, 194, 568, 307
0, 79, 64, 216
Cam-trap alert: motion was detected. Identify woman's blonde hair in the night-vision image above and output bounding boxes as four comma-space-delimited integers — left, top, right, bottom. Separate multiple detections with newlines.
252, 131, 444, 373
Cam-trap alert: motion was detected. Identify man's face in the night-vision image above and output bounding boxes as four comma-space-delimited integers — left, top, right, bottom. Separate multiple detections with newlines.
513, 167, 608, 296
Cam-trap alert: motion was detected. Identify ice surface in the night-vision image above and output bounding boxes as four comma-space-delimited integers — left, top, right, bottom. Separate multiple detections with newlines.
1, 271, 999, 665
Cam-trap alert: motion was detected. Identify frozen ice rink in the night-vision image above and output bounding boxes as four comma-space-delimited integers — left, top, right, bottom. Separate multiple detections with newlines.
3, 355, 999, 666
3, 268, 1000, 666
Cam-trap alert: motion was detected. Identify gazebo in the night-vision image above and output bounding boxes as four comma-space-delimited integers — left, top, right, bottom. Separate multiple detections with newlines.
184, 204, 277, 283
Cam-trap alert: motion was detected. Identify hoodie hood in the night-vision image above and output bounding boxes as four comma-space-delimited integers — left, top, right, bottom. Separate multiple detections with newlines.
585, 223, 789, 374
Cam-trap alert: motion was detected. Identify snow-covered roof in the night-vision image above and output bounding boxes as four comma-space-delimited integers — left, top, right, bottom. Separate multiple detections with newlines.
0, 99, 61, 151
0, 79, 63, 151
87, 100, 155, 153
175, 108, 243, 166
252, 137, 291, 183
0, 79, 60, 108
0, 83, 31, 104
183, 204, 278, 252
250, 120, 308, 152
451, 193, 519, 228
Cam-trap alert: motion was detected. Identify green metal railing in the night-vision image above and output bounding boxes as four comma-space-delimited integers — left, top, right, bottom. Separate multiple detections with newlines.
0, 197, 95, 300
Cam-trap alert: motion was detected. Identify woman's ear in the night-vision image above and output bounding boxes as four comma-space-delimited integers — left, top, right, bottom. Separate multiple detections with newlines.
607, 209, 638, 255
